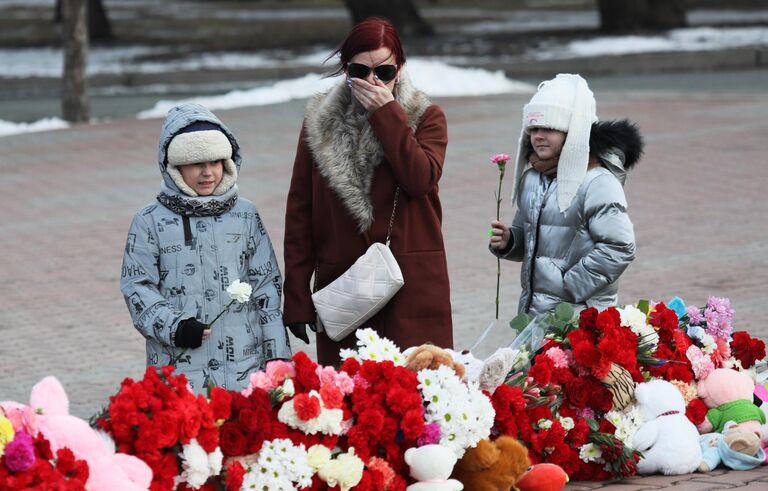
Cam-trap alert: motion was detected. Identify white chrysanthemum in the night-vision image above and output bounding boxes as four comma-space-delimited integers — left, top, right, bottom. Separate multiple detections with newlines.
340, 328, 406, 364
339, 348, 358, 361
605, 405, 644, 446
537, 419, 553, 430
418, 365, 494, 458
241, 439, 313, 490
579, 443, 603, 463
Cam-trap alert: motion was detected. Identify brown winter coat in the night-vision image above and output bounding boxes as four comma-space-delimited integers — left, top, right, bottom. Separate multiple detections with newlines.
283, 75, 453, 366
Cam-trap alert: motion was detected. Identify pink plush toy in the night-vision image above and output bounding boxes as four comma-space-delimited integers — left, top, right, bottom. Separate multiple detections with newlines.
2, 376, 152, 491
697, 368, 765, 442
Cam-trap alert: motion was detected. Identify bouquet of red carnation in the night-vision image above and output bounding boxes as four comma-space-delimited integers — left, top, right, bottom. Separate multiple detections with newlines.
0, 431, 89, 489
96, 366, 223, 491
730, 331, 766, 369
340, 358, 425, 475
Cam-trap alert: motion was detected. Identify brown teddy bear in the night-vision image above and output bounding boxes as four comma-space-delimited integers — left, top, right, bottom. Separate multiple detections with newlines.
451, 436, 530, 491
405, 344, 466, 380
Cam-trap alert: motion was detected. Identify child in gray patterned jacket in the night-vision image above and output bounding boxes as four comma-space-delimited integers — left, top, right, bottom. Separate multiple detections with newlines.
120, 102, 291, 393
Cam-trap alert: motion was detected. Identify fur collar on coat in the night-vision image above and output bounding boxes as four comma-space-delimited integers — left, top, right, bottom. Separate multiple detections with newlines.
304, 72, 431, 232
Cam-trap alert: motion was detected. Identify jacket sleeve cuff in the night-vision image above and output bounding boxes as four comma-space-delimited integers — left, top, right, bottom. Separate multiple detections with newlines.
489, 227, 516, 259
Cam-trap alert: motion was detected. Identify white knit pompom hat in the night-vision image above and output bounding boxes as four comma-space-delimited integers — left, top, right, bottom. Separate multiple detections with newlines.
166, 121, 238, 197
510, 73, 597, 212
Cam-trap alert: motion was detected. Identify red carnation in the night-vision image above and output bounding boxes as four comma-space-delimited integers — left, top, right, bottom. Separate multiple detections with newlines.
292, 351, 321, 392
529, 355, 555, 385
649, 302, 678, 330
686, 398, 708, 425
731, 331, 766, 369
209, 386, 232, 421
294, 393, 322, 421
579, 307, 599, 330
340, 357, 361, 375
320, 384, 344, 409
596, 307, 621, 331
225, 461, 246, 491
400, 408, 425, 440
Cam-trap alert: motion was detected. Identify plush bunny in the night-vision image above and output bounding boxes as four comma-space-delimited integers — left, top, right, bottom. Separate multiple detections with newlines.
632, 379, 702, 475
2, 376, 152, 491
404, 444, 464, 491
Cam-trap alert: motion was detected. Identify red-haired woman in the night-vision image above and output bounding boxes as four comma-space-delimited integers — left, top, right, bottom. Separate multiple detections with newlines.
283, 17, 453, 365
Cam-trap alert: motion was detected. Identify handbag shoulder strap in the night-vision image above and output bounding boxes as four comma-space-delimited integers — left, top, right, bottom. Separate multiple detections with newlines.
385, 185, 400, 247
315, 185, 400, 292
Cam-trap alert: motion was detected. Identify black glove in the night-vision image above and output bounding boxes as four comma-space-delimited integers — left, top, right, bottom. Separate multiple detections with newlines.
287, 322, 313, 344
174, 318, 207, 348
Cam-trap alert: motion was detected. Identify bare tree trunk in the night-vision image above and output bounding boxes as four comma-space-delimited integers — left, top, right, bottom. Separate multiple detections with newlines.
343, 0, 433, 37
56, 0, 113, 42
597, 0, 686, 33
61, 0, 90, 123
646, 0, 687, 30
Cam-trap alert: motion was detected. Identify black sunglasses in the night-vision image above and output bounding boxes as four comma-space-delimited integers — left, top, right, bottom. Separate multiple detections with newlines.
347, 63, 398, 82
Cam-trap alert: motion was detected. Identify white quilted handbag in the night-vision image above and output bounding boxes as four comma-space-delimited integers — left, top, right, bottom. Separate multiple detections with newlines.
312, 188, 404, 341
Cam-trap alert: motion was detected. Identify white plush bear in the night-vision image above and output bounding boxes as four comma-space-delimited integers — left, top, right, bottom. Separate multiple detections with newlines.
632, 379, 702, 475
404, 444, 464, 491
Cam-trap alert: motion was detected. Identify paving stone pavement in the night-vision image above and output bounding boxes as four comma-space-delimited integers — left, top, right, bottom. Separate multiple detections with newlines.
1, 85, 767, 489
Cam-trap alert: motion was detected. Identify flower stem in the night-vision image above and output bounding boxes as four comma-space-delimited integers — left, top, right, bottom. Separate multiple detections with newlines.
207, 299, 236, 330
495, 168, 505, 320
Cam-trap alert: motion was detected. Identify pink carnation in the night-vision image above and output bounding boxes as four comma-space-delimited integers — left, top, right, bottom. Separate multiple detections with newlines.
686, 345, 714, 380
242, 371, 273, 396
545, 347, 571, 369
490, 153, 511, 164
316, 366, 355, 394
266, 360, 295, 384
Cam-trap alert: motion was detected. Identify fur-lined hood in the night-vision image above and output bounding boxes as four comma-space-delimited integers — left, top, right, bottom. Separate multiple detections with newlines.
590, 119, 644, 185
303, 72, 432, 232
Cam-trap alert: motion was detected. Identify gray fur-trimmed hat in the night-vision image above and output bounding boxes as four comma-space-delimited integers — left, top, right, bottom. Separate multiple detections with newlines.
166, 121, 238, 196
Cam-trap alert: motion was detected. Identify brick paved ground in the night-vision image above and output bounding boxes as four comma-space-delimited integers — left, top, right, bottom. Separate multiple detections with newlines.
1, 86, 767, 488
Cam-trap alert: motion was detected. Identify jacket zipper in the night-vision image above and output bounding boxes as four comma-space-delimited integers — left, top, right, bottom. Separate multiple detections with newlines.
525, 177, 553, 313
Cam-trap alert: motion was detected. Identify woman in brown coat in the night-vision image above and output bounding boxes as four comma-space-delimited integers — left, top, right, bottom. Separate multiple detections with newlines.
283, 17, 453, 366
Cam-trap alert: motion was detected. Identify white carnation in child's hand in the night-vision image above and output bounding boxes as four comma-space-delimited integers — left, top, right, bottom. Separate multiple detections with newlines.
226, 279, 252, 303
